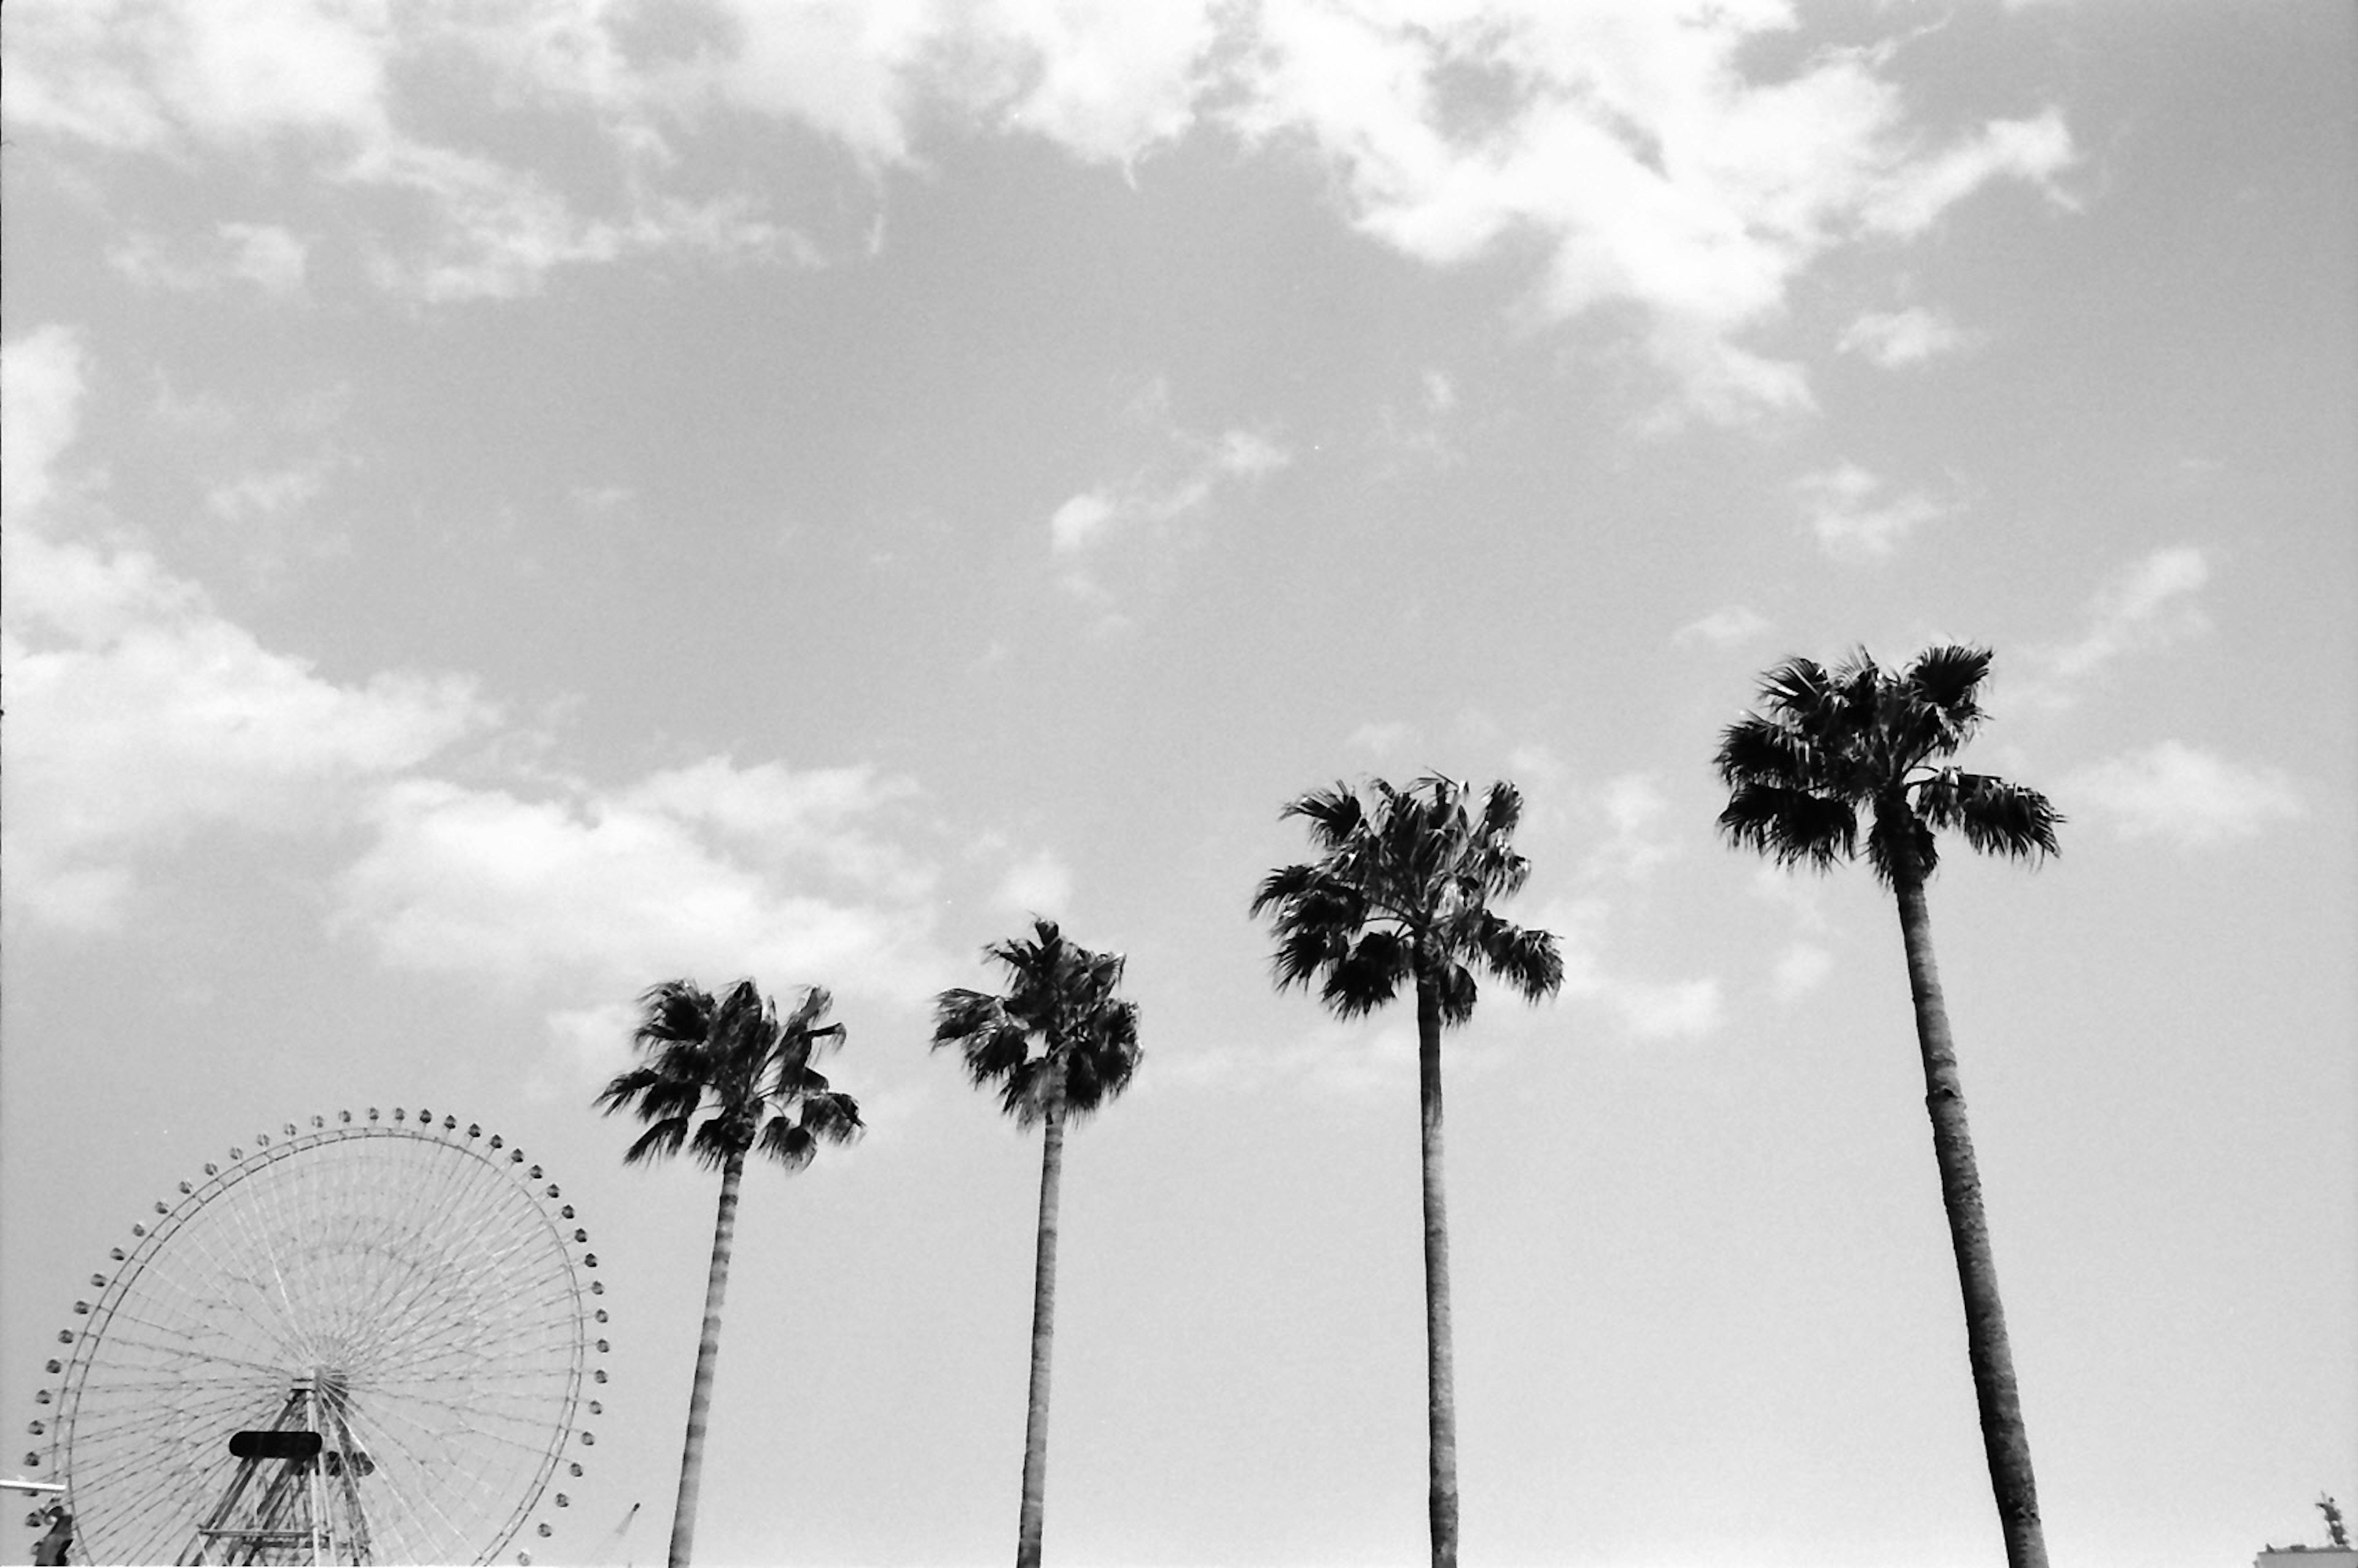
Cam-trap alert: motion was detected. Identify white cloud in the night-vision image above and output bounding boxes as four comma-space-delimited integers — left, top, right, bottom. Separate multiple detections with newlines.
1770, 941, 1834, 1002
1860, 111, 2075, 236
206, 459, 334, 524
1050, 491, 1119, 554
109, 223, 313, 294
1544, 896, 1724, 1042
1608, 977, 1726, 1041
1229, 2, 2072, 423
972, 0, 1221, 165
1048, 416, 1290, 598
1347, 720, 1416, 758
2060, 742, 2303, 848
1839, 306, 1974, 368
5, 0, 394, 151
15, 3, 2068, 391
14, 1, 780, 303
2031, 546, 2211, 694
2, 327, 90, 516
997, 850, 1076, 913
2, 326, 489, 931
1674, 605, 1771, 648
1582, 774, 1683, 883
1794, 462, 1947, 560
340, 766, 940, 999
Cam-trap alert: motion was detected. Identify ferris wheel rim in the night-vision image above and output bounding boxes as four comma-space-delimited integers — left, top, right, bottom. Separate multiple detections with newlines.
26, 1109, 604, 1566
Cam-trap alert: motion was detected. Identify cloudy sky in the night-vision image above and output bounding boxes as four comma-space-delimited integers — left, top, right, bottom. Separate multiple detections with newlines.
3, 2, 2351, 1564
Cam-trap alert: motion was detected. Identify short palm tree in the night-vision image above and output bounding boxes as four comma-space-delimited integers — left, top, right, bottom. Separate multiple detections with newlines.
932, 919, 1143, 1568
1251, 775, 1563, 1568
596, 979, 862, 1568
1714, 645, 2060, 1568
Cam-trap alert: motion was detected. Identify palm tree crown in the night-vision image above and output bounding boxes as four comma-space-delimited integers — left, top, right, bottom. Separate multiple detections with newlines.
1251, 774, 1564, 1017
597, 979, 863, 1173
932, 918, 1143, 1125
1714, 645, 2060, 883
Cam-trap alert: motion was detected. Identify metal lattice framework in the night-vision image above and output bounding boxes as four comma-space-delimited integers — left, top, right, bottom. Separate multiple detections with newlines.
22, 1109, 607, 1564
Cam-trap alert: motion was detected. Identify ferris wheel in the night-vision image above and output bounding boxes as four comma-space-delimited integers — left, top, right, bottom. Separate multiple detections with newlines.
21, 1108, 607, 1565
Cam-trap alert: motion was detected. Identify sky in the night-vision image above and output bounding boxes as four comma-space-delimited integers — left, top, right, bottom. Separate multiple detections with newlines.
2, 2, 2352, 1565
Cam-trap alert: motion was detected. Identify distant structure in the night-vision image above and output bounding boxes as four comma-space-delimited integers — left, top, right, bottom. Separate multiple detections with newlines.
2255, 1494, 2358, 1568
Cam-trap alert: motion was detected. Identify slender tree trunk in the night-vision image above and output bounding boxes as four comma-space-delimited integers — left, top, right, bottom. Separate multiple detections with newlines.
1016, 1101, 1065, 1568
1415, 973, 1458, 1568
669, 1150, 744, 1568
1891, 863, 2049, 1568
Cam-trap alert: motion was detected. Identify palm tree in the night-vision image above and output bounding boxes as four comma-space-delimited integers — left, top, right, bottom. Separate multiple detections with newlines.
931, 918, 1142, 1568
1250, 775, 1563, 1568
1714, 645, 2060, 1568
596, 979, 863, 1568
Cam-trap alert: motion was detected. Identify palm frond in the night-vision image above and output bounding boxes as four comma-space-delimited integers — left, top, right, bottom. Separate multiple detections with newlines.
1756, 656, 1840, 725
1472, 912, 1564, 1003
1714, 714, 1829, 793
936, 922, 1143, 1127
1320, 928, 1412, 1019
689, 1114, 756, 1171
1258, 773, 1560, 1039
756, 1091, 863, 1169
623, 1116, 693, 1166
1950, 774, 2063, 862
603, 974, 862, 1179
1718, 782, 1856, 868
1430, 959, 1481, 1027
1905, 644, 1993, 731
1865, 800, 1941, 885
1278, 783, 1367, 855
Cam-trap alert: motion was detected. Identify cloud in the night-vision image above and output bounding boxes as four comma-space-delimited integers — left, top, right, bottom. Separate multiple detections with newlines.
1839, 305, 1975, 368
340, 763, 940, 1000
12, 1, 780, 303
109, 223, 313, 294
2, 326, 489, 931
2059, 546, 2212, 675
1544, 896, 1724, 1042
1748, 864, 1836, 1004
2026, 546, 2211, 701
2060, 742, 2303, 848
1047, 408, 1290, 609
997, 850, 1076, 913
1347, 720, 1416, 758
16, 2, 2069, 405
3, 323, 931, 1019
1049, 421, 1290, 561
1675, 605, 1771, 648
1794, 462, 1948, 560
206, 459, 335, 524
2, 326, 91, 516
969, 0, 1223, 166
1229, 2, 2072, 423
1770, 942, 1834, 1002
1582, 774, 1683, 883
1050, 491, 1119, 554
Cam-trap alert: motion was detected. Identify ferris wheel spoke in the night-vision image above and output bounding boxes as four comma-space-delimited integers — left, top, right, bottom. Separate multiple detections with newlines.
331, 1396, 502, 1556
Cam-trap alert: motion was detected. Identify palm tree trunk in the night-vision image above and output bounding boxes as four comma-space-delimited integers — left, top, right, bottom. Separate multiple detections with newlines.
1891, 864, 2049, 1568
1016, 1101, 1065, 1568
669, 1149, 744, 1568
1415, 972, 1458, 1568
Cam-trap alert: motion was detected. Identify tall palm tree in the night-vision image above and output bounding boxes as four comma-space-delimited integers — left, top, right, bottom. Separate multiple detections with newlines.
1714, 645, 2060, 1568
596, 979, 862, 1568
1250, 775, 1563, 1568
932, 918, 1142, 1568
